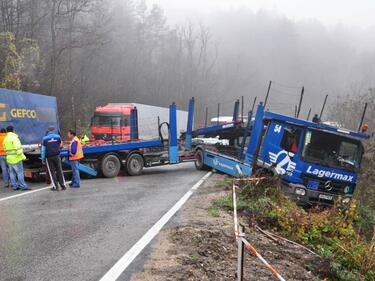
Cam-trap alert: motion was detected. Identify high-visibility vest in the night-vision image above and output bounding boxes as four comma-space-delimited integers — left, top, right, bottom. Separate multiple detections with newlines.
69, 136, 84, 160
3, 132, 26, 164
80, 135, 90, 144
0, 132, 7, 156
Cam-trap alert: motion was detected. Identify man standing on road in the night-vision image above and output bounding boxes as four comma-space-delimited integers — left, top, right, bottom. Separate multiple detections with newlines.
68, 130, 83, 188
0, 128, 9, 188
3, 126, 30, 191
42, 126, 66, 191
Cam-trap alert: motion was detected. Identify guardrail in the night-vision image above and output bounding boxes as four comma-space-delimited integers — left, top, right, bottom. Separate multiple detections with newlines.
232, 178, 286, 281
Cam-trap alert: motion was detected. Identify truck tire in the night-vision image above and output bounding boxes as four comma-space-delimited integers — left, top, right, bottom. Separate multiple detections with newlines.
126, 154, 144, 176
100, 154, 121, 178
195, 149, 209, 170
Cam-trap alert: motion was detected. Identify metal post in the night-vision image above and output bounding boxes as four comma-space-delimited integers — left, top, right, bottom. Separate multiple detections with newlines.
294, 105, 297, 118
237, 224, 245, 281
205, 107, 208, 127
307, 108, 311, 121
264, 81, 272, 107
169, 102, 178, 163
296, 86, 304, 118
251, 96, 257, 113
233, 99, 240, 122
185, 98, 194, 149
217, 103, 220, 125
241, 96, 244, 123
358, 102, 368, 132
238, 111, 252, 160
319, 94, 328, 119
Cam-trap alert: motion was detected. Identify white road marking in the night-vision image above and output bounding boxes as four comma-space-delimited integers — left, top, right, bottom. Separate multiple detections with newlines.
0, 181, 72, 203
99, 171, 212, 281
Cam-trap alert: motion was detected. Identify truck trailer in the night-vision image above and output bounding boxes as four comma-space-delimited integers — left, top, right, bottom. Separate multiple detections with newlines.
91, 103, 188, 142
0, 88, 59, 146
0, 89, 60, 180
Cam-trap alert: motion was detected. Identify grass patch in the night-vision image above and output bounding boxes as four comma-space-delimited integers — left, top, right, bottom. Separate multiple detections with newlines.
216, 178, 233, 188
216, 177, 375, 280
208, 206, 220, 217
190, 254, 199, 264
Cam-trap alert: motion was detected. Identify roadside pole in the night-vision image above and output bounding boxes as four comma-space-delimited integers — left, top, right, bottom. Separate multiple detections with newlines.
237, 224, 245, 281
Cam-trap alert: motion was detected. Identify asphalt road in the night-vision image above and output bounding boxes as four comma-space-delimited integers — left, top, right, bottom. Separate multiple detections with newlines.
0, 163, 206, 281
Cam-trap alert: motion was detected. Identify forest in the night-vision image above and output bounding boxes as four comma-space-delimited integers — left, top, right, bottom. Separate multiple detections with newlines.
0, 0, 374, 132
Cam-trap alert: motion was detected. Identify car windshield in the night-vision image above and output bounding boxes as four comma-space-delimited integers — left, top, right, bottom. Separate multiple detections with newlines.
302, 129, 363, 172
92, 116, 121, 127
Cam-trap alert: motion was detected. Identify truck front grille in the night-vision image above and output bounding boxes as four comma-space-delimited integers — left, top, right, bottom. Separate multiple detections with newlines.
301, 175, 354, 195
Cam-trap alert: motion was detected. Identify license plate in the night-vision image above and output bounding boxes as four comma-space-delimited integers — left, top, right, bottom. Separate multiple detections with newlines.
307, 180, 319, 190
319, 194, 333, 201
24, 170, 32, 178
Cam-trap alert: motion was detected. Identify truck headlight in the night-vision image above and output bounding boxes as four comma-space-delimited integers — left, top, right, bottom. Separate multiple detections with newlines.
295, 188, 306, 196
342, 197, 351, 204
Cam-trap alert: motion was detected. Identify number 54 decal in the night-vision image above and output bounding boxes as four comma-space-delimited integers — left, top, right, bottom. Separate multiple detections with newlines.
274, 124, 282, 133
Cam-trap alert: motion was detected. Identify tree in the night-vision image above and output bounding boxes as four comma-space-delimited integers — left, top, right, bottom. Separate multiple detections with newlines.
0, 32, 21, 89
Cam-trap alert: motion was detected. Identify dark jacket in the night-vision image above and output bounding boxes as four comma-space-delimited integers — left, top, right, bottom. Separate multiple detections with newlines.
41, 132, 62, 160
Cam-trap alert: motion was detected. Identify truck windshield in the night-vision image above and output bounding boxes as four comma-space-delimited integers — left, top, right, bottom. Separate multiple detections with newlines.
92, 116, 121, 127
302, 129, 363, 172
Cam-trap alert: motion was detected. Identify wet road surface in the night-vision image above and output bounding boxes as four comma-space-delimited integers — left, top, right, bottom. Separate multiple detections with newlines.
0, 163, 205, 281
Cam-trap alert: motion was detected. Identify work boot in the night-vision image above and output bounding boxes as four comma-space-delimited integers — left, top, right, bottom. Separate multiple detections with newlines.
61, 185, 66, 190
50, 187, 57, 191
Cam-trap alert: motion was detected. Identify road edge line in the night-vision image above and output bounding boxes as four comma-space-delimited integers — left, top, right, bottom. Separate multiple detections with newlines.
0, 181, 73, 203
99, 171, 212, 281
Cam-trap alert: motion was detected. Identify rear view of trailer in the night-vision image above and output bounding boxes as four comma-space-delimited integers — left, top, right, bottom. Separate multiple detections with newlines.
0, 88, 59, 145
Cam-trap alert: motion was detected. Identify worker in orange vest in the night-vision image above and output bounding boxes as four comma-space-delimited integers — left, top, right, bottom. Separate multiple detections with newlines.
0, 128, 9, 187
67, 130, 84, 188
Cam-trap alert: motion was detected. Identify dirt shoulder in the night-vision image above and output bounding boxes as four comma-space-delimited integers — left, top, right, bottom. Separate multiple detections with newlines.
130, 174, 326, 281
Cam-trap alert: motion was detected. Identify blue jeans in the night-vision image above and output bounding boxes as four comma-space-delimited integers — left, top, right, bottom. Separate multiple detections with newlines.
70, 160, 80, 187
8, 161, 28, 190
0, 155, 9, 186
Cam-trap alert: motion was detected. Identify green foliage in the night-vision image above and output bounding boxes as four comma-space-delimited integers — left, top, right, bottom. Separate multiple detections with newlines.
215, 177, 375, 280
0, 32, 41, 90
330, 262, 361, 281
208, 206, 220, 217
212, 193, 251, 211
217, 178, 233, 188
190, 254, 199, 264
0, 32, 22, 89
355, 203, 375, 240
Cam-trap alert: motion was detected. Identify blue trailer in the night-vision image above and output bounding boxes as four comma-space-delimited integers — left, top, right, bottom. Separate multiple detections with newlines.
193, 102, 370, 206
0, 88, 59, 145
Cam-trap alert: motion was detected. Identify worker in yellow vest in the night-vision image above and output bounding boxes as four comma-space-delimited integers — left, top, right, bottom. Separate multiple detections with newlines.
68, 130, 84, 188
79, 134, 90, 144
3, 126, 30, 191
0, 128, 9, 188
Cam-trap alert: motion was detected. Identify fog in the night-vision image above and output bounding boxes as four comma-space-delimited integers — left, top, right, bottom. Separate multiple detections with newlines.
1, 0, 374, 129
147, 1, 375, 119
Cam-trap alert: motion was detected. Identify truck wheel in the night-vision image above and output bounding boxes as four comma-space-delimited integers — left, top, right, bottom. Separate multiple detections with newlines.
195, 149, 209, 170
100, 154, 121, 178
126, 154, 144, 176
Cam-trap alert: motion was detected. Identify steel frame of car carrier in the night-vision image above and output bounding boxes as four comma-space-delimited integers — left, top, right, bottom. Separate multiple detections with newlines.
193, 100, 370, 186
58, 100, 196, 178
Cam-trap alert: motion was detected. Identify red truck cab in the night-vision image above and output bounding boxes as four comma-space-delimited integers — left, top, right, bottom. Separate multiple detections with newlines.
91, 104, 135, 142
